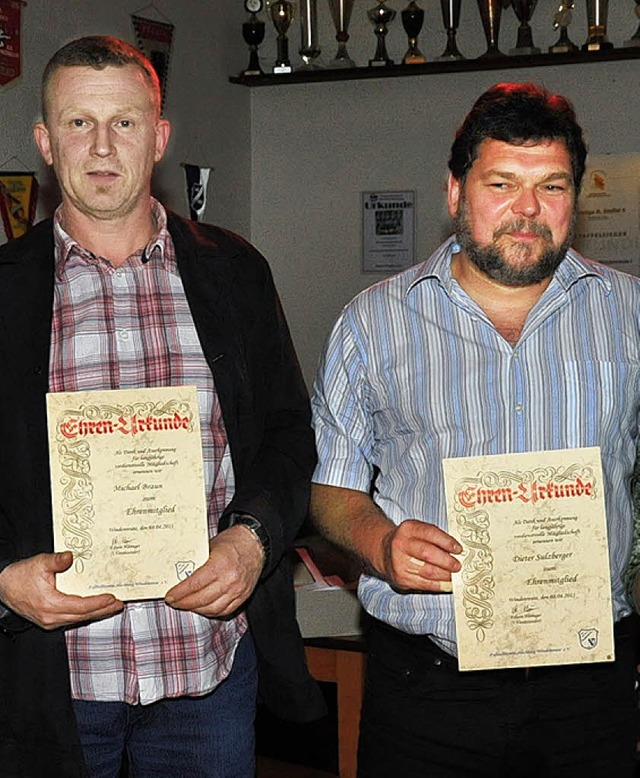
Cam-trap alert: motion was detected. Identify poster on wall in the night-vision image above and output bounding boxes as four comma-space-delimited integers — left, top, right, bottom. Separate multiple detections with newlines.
362, 191, 415, 273
0, 0, 22, 86
131, 11, 174, 113
574, 153, 640, 276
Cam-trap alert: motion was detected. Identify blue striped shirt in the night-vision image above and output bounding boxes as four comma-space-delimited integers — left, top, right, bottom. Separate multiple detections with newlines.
312, 236, 640, 655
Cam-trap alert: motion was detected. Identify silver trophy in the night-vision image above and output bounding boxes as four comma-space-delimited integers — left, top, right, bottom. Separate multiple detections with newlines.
299, 0, 322, 69
625, 1, 640, 47
437, 0, 465, 60
583, 0, 613, 51
509, 1, 540, 55
476, 0, 504, 58
368, 0, 397, 67
327, 0, 357, 67
270, 0, 295, 73
549, 1, 578, 52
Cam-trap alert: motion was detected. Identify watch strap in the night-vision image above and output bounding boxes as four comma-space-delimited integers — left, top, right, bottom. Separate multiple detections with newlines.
227, 513, 271, 568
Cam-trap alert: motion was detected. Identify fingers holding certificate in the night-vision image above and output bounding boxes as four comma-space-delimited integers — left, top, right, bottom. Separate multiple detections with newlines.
443, 447, 614, 671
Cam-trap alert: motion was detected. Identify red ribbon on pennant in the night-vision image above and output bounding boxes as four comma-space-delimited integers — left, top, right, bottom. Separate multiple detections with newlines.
0, 0, 21, 87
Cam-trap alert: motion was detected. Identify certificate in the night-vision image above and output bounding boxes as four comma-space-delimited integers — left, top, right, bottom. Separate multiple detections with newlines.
362, 191, 416, 273
575, 152, 640, 276
443, 448, 614, 671
47, 386, 210, 600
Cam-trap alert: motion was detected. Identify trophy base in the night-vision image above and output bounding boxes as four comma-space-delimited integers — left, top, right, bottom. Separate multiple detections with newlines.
477, 49, 504, 60
369, 58, 395, 67
436, 52, 465, 61
297, 60, 324, 71
241, 68, 264, 76
327, 57, 356, 68
548, 43, 578, 54
509, 45, 540, 56
273, 64, 293, 73
403, 53, 427, 65
582, 41, 614, 52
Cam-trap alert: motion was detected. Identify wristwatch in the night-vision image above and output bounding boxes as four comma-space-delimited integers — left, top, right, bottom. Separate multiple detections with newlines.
227, 513, 271, 567
244, 0, 264, 14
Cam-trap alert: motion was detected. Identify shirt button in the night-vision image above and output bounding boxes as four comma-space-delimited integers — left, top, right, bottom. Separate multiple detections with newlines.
515, 404, 523, 413
120, 330, 129, 341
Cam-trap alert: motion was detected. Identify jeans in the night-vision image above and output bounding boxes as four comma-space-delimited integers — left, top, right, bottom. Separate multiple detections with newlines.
72, 632, 257, 778
358, 619, 638, 778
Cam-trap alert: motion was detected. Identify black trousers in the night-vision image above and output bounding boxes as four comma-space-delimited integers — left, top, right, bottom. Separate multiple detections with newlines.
358, 618, 638, 778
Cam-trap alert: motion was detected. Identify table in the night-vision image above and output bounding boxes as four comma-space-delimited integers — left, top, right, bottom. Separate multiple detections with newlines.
304, 636, 366, 778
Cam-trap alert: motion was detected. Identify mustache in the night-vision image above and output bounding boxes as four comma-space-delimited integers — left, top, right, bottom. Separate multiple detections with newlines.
493, 220, 553, 241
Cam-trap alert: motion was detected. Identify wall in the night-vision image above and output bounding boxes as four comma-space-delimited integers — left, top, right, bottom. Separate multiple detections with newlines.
0, 1, 251, 238
2, 2, 638, 389
249, 2, 640, 386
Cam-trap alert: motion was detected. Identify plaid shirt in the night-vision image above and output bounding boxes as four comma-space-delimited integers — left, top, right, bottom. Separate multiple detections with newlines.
49, 200, 247, 705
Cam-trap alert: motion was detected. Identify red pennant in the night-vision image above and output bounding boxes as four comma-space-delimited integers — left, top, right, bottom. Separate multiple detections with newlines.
0, 0, 21, 86
131, 13, 174, 113
0, 171, 38, 240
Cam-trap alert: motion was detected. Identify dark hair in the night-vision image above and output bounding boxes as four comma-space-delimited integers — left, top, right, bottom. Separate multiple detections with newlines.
448, 83, 588, 193
41, 35, 161, 121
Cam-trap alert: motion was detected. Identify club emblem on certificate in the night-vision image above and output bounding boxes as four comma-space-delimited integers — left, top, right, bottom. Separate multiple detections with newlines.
47, 386, 209, 600
443, 447, 614, 671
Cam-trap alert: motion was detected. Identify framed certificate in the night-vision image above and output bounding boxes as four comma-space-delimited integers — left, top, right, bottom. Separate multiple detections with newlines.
443, 447, 614, 671
47, 386, 210, 600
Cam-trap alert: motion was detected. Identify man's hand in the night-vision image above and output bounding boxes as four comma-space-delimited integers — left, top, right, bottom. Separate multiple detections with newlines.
164, 525, 264, 617
0, 552, 124, 630
378, 519, 462, 593
310, 484, 462, 594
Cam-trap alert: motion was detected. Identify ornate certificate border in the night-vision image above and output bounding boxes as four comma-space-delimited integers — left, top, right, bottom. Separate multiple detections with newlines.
53, 397, 194, 575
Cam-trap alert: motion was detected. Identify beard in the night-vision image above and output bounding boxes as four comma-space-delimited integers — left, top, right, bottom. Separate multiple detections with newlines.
455, 197, 575, 287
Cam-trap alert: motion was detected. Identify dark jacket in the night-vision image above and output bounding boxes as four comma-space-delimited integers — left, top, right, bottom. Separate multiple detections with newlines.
0, 212, 325, 777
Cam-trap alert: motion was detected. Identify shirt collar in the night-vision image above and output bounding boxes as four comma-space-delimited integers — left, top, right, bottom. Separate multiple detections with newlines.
406, 235, 611, 296
54, 198, 173, 278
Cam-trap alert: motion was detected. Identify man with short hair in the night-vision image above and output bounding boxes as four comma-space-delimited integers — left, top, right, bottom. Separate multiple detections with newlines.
311, 83, 640, 777
0, 35, 323, 777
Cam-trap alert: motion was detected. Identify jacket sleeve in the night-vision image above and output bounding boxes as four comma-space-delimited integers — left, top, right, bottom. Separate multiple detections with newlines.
217, 243, 316, 577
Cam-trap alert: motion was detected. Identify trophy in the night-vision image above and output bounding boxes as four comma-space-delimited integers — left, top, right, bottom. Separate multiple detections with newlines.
270, 0, 295, 73
299, 0, 322, 69
437, 0, 465, 60
625, 0, 640, 47
402, 1, 426, 64
327, 0, 357, 68
368, 0, 397, 67
476, 0, 504, 58
241, 0, 266, 76
549, 1, 578, 52
509, 1, 540, 55
582, 0, 613, 51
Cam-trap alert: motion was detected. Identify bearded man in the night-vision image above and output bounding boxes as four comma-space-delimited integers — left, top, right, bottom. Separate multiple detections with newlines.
310, 83, 640, 778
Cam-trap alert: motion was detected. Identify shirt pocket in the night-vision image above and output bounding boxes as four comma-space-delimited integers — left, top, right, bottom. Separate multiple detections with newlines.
557, 360, 640, 450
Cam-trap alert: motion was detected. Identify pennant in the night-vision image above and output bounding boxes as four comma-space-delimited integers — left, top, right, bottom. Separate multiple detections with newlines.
131, 13, 174, 112
0, 171, 38, 240
0, 0, 22, 87
183, 164, 212, 222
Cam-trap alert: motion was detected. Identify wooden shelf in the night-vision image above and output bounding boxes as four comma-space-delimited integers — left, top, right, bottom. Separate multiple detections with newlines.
230, 45, 640, 86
